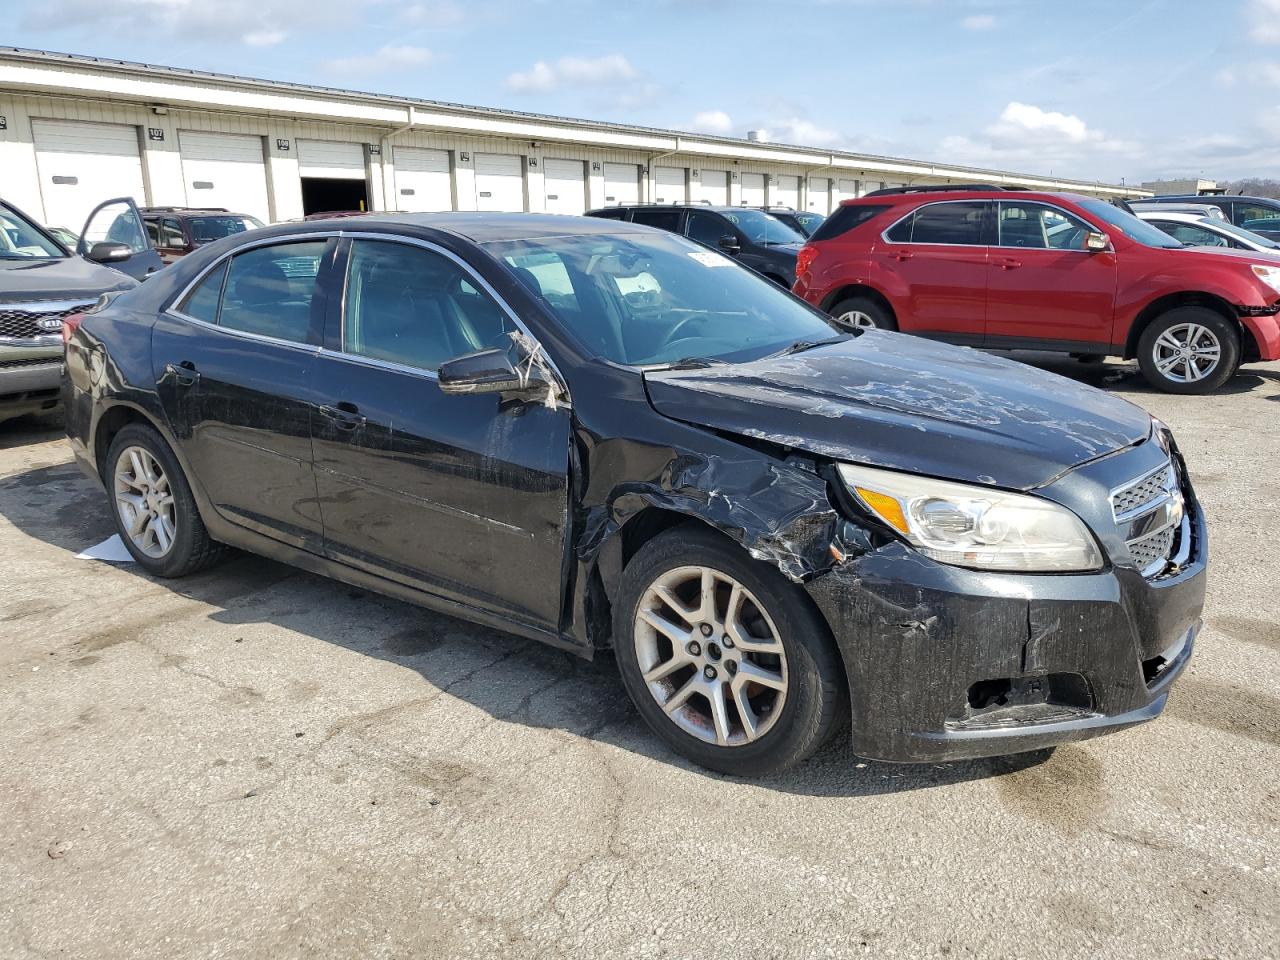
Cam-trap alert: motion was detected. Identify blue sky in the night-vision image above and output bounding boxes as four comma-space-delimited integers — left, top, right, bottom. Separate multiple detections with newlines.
9, 0, 1280, 185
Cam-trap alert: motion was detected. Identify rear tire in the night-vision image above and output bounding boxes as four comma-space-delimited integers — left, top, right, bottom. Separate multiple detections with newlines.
1137, 306, 1239, 394
613, 524, 846, 777
828, 296, 897, 331
105, 423, 225, 577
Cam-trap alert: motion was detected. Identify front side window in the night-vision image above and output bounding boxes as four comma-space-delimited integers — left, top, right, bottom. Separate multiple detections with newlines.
1153, 221, 1230, 248
997, 202, 1093, 250
486, 231, 838, 367
219, 241, 326, 343
342, 240, 513, 372
1234, 203, 1280, 226
686, 211, 734, 248
1074, 198, 1182, 248
82, 200, 150, 255
886, 201, 988, 245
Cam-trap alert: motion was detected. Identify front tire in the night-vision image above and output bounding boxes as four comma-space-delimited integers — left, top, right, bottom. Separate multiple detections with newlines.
613, 524, 846, 776
1137, 307, 1239, 394
106, 423, 225, 577
828, 296, 897, 331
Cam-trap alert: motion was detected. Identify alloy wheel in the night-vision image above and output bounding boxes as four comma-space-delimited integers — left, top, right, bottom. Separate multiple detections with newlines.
633, 565, 789, 747
834, 309, 878, 330
114, 445, 177, 559
1152, 322, 1222, 384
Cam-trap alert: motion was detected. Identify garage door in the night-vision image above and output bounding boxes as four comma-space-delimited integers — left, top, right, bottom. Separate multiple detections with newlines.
837, 178, 858, 204
740, 173, 765, 207
178, 131, 270, 222
297, 140, 367, 179
859, 180, 884, 196
543, 158, 586, 215
771, 175, 800, 210
32, 119, 146, 231
807, 177, 831, 214
654, 166, 685, 205
603, 163, 640, 207
474, 153, 524, 211
395, 147, 453, 212
693, 170, 729, 205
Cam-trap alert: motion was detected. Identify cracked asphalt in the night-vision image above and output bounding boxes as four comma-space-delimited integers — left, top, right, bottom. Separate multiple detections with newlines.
1, 354, 1277, 959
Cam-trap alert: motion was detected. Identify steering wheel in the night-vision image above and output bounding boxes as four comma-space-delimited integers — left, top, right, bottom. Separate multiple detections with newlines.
659, 314, 706, 350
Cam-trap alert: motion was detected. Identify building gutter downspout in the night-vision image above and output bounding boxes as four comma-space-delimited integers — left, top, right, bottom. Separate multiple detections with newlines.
644, 137, 682, 202
378, 105, 416, 211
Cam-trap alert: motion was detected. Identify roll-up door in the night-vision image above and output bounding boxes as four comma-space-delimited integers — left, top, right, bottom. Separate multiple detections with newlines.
178, 131, 270, 222
807, 177, 831, 214
693, 169, 729, 205
474, 153, 525, 211
395, 147, 453, 212
654, 166, 685, 204
603, 163, 640, 206
740, 173, 765, 207
837, 178, 858, 204
771, 174, 800, 209
32, 119, 146, 229
543, 159, 587, 214
297, 140, 367, 179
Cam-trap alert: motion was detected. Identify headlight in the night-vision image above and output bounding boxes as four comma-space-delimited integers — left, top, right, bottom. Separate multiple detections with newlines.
837, 464, 1103, 573
1251, 263, 1280, 295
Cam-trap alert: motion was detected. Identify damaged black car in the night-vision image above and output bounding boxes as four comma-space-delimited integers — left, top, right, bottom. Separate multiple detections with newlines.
63, 213, 1206, 776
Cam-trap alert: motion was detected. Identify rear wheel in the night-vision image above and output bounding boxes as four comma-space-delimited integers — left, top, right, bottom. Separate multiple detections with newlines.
829, 296, 897, 331
106, 423, 224, 577
1137, 307, 1239, 394
614, 525, 846, 776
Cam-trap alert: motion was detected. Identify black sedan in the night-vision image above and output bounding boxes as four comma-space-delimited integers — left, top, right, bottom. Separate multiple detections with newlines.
63, 213, 1205, 776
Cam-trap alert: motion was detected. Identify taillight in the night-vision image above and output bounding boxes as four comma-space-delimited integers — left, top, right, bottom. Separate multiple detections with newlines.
62, 312, 86, 346
796, 244, 818, 275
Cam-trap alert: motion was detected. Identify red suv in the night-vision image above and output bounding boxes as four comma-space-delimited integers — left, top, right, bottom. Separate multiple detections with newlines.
793, 186, 1280, 393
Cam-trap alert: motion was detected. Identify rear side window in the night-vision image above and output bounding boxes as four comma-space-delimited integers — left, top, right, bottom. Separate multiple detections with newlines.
219, 241, 326, 344
631, 209, 681, 232
180, 260, 228, 323
809, 204, 889, 242
886, 201, 988, 245
588, 208, 627, 220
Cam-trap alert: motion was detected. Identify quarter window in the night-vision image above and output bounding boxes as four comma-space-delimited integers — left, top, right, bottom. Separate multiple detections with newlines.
342, 240, 513, 372
218, 241, 326, 344
887, 202, 988, 245
997, 202, 1092, 250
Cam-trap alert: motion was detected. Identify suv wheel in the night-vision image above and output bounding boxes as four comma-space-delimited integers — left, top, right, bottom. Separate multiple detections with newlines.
829, 296, 897, 331
614, 525, 846, 776
106, 423, 225, 577
1137, 307, 1239, 394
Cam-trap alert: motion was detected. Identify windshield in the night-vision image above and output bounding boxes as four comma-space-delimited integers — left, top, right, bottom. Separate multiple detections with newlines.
1076, 198, 1182, 249
188, 215, 266, 245
1202, 217, 1280, 249
792, 212, 826, 236
719, 209, 805, 246
485, 231, 839, 367
0, 206, 66, 259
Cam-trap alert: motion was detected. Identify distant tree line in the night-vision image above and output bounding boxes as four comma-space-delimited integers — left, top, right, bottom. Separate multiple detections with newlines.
1220, 179, 1280, 198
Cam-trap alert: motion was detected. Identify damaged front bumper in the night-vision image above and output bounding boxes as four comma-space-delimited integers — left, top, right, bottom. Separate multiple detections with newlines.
805, 506, 1206, 763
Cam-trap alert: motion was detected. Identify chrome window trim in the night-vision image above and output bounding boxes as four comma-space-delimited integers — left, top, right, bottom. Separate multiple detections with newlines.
164, 228, 570, 405
878, 198, 992, 247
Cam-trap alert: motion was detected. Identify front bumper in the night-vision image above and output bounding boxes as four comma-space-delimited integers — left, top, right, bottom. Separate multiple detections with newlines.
805, 504, 1206, 764
1240, 311, 1280, 361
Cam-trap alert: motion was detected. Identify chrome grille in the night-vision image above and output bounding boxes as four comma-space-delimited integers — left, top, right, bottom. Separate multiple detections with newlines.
0, 300, 95, 339
1110, 459, 1186, 577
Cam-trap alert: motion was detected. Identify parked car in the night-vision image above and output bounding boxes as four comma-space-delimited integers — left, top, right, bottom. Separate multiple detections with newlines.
140, 207, 265, 264
586, 203, 803, 286
64, 212, 1204, 775
794, 185, 1280, 393
1135, 210, 1280, 255
1130, 194, 1280, 241
750, 206, 826, 237
1124, 202, 1226, 221
1, 197, 145, 423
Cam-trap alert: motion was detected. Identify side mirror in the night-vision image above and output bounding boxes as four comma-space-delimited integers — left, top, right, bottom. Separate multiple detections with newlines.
1084, 231, 1110, 252
438, 347, 548, 399
86, 241, 132, 264
718, 235, 742, 255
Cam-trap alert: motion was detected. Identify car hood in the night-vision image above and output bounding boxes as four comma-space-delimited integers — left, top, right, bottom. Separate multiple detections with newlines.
0, 256, 135, 303
643, 332, 1153, 491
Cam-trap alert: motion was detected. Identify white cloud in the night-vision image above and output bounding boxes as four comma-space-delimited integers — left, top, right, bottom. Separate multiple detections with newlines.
326, 44, 435, 74
690, 110, 733, 135
1248, 0, 1280, 43
961, 13, 997, 30
505, 54, 637, 93
768, 117, 842, 147
244, 30, 287, 47
399, 0, 463, 26
986, 101, 1094, 145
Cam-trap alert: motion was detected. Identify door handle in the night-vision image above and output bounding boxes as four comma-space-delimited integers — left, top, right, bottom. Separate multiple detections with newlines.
319, 402, 367, 430
892, 251, 914, 262
996, 258, 1022, 269
165, 361, 200, 387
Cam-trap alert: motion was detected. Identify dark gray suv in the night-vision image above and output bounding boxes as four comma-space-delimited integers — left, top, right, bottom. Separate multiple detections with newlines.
586, 204, 804, 287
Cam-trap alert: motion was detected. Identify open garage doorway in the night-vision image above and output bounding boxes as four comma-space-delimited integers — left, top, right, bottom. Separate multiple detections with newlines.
301, 178, 368, 216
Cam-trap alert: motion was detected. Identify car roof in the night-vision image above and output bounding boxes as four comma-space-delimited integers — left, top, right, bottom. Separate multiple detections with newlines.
838, 189, 1094, 207
246, 211, 655, 243
1134, 211, 1215, 223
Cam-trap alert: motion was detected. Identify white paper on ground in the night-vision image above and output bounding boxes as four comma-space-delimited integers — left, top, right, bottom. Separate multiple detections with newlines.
76, 535, 135, 563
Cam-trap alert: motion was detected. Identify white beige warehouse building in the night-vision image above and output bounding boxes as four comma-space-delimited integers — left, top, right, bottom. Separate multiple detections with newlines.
0, 46, 1145, 232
